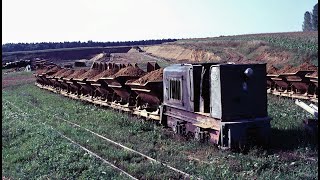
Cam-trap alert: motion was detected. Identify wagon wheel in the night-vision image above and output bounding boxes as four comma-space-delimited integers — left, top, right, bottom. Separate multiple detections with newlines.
194, 128, 209, 143
135, 96, 142, 108
172, 124, 178, 134
186, 131, 194, 141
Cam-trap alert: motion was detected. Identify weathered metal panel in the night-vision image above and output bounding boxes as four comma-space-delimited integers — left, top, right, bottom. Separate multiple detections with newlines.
163, 64, 194, 112
210, 66, 222, 119
210, 64, 268, 121
163, 106, 221, 130
127, 81, 163, 107
219, 117, 271, 149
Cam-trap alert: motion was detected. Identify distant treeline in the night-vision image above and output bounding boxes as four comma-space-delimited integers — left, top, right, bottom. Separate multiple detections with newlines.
302, 3, 318, 31
2, 39, 177, 52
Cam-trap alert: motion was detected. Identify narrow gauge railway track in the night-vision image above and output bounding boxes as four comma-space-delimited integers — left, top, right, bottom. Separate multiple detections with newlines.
4, 100, 137, 180
4, 99, 201, 180
49, 83, 319, 103
36, 79, 318, 118
267, 90, 318, 103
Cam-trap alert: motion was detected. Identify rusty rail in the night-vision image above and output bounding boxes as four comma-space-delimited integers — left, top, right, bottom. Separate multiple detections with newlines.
5, 100, 138, 180
7, 99, 201, 180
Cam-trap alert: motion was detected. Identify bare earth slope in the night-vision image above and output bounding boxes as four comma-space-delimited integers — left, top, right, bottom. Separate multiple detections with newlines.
142, 45, 221, 62
142, 32, 318, 71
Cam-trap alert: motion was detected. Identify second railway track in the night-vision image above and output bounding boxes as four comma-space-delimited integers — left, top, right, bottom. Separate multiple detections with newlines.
4, 99, 201, 179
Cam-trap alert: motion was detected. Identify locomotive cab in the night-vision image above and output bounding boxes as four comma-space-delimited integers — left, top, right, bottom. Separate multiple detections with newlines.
161, 63, 271, 149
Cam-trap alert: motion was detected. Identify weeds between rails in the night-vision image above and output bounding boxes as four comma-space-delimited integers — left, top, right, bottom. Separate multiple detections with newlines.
4, 100, 138, 179
8, 99, 200, 179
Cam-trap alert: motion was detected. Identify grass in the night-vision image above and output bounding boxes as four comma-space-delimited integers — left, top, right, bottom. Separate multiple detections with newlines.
2, 98, 128, 179
2, 71, 318, 179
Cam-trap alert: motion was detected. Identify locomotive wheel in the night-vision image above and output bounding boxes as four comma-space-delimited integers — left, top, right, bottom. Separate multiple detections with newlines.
194, 128, 209, 143
172, 123, 186, 135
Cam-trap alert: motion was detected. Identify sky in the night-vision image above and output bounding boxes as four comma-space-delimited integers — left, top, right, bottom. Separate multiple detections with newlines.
2, 0, 318, 44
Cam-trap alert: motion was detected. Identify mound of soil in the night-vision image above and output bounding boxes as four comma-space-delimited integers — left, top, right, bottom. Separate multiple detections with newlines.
35, 67, 49, 75
285, 62, 317, 73
46, 66, 62, 74
75, 69, 102, 80
110, 66, 145, 78
48, 68, 69, 78
271, 62, 318, 75
132, 68, 164, 84
56, 69, 75, 78
307, 70, 318, 77
275, 65, 293, 74
65, 69, 87, 79
36, 65, 58, 75
267, 65, 278, 74
87, 69, 119, 81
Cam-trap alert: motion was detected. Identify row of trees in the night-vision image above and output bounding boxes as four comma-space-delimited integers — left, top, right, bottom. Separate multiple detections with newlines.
2, 39, 177, 52
302, 3, 318, 31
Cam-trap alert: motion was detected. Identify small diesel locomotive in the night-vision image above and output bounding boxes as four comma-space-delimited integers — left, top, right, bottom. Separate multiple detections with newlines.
35, 62, 271, 149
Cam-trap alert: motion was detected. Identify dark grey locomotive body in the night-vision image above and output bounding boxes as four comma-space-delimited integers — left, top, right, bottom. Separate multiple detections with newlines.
161, 63, 271, 149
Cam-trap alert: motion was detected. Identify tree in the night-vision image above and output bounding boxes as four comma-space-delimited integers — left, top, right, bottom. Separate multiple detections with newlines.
302, 11, 312, 31
312, 3, 318, 31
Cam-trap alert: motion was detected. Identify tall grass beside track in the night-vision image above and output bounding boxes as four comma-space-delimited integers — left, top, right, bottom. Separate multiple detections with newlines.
2, 71, 318, 179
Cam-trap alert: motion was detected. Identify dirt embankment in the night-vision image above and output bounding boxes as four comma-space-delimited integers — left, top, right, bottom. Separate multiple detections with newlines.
267, 62, 318, 75
143, 42, 296, 66
143, 42, 318, 77
142, 45, 221, 62
89, 53, 111, 62
256, 48, 293, 66
89, 53, 105, 61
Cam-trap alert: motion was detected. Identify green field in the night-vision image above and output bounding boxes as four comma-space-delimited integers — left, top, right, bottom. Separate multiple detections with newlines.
2, 71, 318, 179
